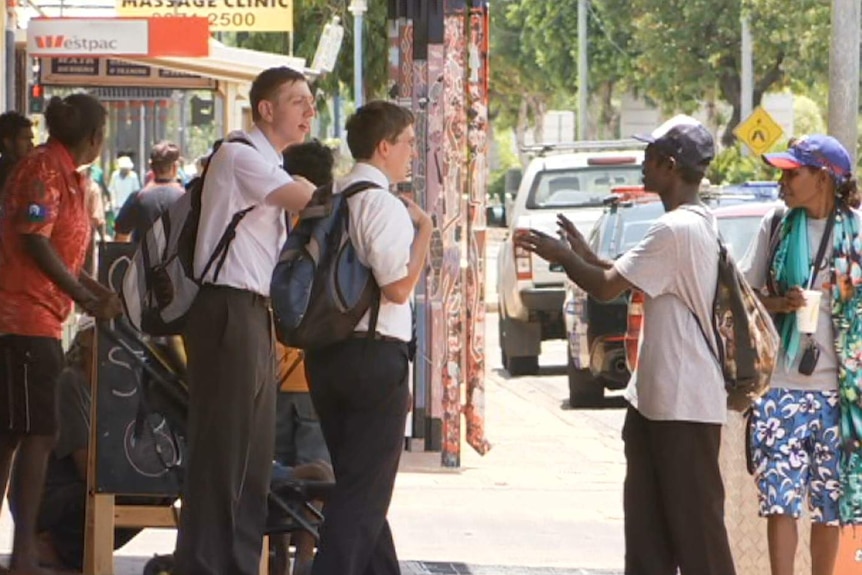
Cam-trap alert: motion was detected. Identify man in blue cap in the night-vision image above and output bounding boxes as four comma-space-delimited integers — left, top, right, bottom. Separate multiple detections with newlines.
516, 115, 736, 575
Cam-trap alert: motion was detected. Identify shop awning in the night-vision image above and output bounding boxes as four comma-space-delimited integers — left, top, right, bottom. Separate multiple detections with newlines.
118, 39, 317, 86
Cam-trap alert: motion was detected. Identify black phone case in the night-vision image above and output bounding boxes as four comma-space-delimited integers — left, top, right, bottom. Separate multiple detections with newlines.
798, 343, 821, 376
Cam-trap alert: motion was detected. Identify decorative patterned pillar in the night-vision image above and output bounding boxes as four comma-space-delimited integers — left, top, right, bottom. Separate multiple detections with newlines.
388, 0, 490, 467
463, 1, 490, 455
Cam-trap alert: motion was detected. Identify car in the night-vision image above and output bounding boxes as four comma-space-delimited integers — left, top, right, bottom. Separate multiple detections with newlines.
496, 141, 646, 376
564, 191, 664, 407
624, 200, 782, 374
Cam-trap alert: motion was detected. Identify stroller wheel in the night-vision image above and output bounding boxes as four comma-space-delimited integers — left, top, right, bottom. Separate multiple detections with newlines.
143, 553, 176, 575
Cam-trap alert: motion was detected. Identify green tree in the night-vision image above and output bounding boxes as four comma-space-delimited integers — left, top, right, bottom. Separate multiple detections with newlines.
622, 0, 830, 144
491, 0, 635, 140
233, 0, 391, 101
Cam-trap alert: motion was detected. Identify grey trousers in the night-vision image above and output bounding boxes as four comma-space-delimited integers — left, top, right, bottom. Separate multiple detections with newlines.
174, 286, 276, 575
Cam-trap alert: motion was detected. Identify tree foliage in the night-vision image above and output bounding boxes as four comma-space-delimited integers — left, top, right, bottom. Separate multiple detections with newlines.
491, 0, 832, 145
233, 0, 391, 101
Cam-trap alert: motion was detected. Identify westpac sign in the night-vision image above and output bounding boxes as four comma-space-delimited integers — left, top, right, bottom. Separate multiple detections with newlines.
27, 18, 209, 58
28, 19, 149, 56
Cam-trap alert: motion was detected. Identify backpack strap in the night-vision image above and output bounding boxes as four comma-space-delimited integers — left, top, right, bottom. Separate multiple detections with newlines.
336, 180, 382, 340
197, 137, 256, 284
765, 206, 787, 295
678, 204, 725, 365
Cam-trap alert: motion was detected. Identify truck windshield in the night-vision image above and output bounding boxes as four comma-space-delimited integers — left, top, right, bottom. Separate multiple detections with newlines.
527, 166, 644, 208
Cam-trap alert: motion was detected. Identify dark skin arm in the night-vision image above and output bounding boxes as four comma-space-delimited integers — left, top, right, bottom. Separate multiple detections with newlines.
23, 234, 122, 319
557, 214, 613, 270
755, 286, 806, 314
514, 229, 633, 302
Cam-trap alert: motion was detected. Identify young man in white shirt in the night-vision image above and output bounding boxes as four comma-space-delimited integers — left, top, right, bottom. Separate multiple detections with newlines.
174, 66, 316, 575
516, 116, 736, 575
304, 101, 432, 575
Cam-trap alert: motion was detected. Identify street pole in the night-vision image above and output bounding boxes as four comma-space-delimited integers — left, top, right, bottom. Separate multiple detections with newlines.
4, 0, 16, 113
740, 14, 753, 122
576, 0, 587, 140
828, 0, 860, 159
349, 0, 367, 109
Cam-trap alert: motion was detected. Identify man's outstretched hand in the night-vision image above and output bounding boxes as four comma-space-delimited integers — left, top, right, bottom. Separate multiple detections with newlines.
513, 229, 572, 265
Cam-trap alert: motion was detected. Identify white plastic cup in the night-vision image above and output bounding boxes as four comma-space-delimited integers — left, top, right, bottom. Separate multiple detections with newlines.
796, 290, 822, 333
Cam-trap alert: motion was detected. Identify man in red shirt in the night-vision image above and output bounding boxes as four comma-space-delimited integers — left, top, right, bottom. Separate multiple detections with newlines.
0, 94, 121, 575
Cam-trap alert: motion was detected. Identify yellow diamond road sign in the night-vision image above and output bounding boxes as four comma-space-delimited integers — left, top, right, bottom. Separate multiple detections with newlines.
734, 107, 784, 156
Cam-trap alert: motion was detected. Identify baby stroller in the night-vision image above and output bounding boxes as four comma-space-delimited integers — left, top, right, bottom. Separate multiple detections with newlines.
100, 320, 333, 575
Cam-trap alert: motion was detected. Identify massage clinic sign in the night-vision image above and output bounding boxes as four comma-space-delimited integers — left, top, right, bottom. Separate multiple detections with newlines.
116, 0, 293, 32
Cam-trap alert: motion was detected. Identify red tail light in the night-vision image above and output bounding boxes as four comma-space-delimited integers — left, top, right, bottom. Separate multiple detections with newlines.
514, 229, 533, 280
625, 289, 645, 372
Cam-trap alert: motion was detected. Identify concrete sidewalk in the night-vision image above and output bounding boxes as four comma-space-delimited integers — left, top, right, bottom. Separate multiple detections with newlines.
0, 313, 627, 574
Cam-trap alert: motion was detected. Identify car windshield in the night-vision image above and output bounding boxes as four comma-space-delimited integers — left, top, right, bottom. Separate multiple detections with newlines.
528, 166, 643, 208
717, 215, 763, 260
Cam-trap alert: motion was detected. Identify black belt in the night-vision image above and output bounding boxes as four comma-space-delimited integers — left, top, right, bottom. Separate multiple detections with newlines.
350, 331, 405, 344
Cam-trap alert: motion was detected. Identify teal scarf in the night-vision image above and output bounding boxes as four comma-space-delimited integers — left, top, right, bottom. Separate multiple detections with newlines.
771, 208, 811, 365
772, 207, 862, 524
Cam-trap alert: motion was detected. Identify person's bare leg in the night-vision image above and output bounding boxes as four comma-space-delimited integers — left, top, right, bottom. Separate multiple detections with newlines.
0, 433, 20, 499
291, 531, 314, 575
0, 434, 21, 574
271, 534, 290, 575
8, 434, 57, 575
767, 514, 798, 575
810, 523, 839, 575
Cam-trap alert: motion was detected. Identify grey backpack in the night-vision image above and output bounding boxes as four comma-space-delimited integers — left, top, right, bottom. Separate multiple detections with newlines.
122, 138, 254, 336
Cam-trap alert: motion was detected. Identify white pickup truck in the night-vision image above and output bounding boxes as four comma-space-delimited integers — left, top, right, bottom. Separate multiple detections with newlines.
496, 142, 645, 375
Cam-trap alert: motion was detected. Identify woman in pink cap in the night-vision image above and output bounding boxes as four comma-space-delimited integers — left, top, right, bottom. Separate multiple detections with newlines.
739, 134, 861, 575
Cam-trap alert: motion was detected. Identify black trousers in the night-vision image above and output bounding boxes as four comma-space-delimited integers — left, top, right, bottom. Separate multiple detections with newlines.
306, 338, 410, 575
623, 405, 736, 575
174, 286, 276, 575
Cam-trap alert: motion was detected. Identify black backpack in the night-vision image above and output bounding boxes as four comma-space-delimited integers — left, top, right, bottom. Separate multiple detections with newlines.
270, 181, 380, 350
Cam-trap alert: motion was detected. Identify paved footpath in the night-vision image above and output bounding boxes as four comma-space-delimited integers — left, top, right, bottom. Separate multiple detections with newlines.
1, 313, 627, 575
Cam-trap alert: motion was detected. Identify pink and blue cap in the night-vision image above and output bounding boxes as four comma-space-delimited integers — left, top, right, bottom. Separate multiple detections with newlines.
762, 135, 853, 179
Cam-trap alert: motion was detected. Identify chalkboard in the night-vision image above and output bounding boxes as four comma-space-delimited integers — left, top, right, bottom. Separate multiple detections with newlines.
94, 242, 186, 495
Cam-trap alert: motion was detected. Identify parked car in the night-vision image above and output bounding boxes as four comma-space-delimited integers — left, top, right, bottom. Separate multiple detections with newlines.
624, 200, 782, 373
496, 141, 646, 376
564, 191, 664, 407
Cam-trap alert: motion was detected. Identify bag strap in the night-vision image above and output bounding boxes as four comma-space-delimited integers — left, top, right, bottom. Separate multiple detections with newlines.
203, 206, 256, 283
766, 206, 787, 296
677, 205, 726, 366
807, 209, 835, 290
333, 180, 381, 340
197, 137, 256, 284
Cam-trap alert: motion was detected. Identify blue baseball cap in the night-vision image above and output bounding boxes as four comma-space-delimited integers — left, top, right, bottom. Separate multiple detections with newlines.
762, 135, 853, 179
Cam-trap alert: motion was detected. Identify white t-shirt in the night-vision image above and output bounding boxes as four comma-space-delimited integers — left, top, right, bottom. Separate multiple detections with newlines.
614, 205, 727, 424
194, 127, 294, 296
108, 170, 141, 210
338, 163, 414, 342
738, 208, 838, 391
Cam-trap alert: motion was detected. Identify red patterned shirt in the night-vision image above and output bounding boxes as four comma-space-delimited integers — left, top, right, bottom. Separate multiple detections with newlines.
0, 139, 92, 338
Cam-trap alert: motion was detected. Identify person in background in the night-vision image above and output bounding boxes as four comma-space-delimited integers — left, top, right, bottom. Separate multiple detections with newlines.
0, 93, 122, 575
82, 165, 106, 240
0, 111, 35, 192
739, 135, 862, 575
107, 155, 141, 221
272, 139, 335, 575
80, 164, 107, 276
114, 141, 184, 242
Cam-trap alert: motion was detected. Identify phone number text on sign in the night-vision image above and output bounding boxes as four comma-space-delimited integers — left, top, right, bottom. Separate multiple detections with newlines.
116, 0, 293, 32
